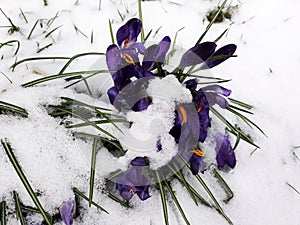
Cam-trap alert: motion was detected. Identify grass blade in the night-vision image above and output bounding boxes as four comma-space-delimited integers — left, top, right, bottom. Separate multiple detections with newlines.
22, 70, 109, 87
1, 140, 52, 225
195, 0, 228, 45
108, 19, 115, 44
0, 101, 28, 117
13, 191, 26, 225
214, 28, 228, 43
155, 171, 169, 225
58, 52, 105, 74
73, 187, 108, 213
45, 25, 63, 38
228, 105, 253, 115
287, 182, 300, 196
164, 180, 190, 225
0, 40, 20, 56
138, 0, 145, 42
66, 119, 127, 129
180, 156, 233, 225
11, 56, 70, 71
19, 8, 28, 23
213, 169, 234, 203
89, 138, 99, 207
0, 201, 6, 225
27, 20, 39, 39
48, 105, 116, 139
228, 98, 253, 110
106, 192, 131, 208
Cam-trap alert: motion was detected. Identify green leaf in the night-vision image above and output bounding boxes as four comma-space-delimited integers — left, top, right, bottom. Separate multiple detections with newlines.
155, 171, 169, 225
0, 201, 7, 225
0, 101, 28, 117
164, 180, 190, 225
180, 156, 233, 225
11, 56, 70, 71
106, 192, 131, 208
27, 20, 39, 39
65, 119, 127, 129
195, 0, 228, 45
45, 25, 63, 38
1, 140, 52, 225
109, 19, 115, 44
13, 191, 26, 225
228, 98, 253, 110
213, 169, 234, 203
0, 40, 20, 56
89, 138, 99, 207
214, 28, 228, 43
73, 187, 109, 213
48, 105, 117, 139
58, 52, 105, 74
138, 0, 145, 43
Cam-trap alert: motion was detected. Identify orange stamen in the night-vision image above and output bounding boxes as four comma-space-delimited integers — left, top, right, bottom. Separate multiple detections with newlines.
129, 188, 135, 195
178, 105, 188, 125
124, 37, 130, 47
123, 54, 136, 66
192, 150, 205, 157
197, 107, 202, 113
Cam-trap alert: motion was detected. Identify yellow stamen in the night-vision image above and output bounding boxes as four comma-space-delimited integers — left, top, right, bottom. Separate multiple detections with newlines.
129, 188, 135, 195
192, 150, 205, 157
123, 53, 136, 66
178, 105, 188, 125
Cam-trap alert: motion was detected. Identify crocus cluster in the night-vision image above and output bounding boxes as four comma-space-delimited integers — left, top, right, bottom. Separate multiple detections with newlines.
106, 18, 237, 201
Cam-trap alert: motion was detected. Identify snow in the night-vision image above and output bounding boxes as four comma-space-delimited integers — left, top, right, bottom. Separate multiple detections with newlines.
1, 0, 300, 225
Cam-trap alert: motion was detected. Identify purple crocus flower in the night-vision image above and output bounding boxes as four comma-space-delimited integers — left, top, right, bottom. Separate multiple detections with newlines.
189, 150, 205, 175
116, 18, 142, 47
116, 157, 151, 201
106, 24, 171, 112
179, 42, 236, 69
215, 134, 236, 168
59, 199, 75, 225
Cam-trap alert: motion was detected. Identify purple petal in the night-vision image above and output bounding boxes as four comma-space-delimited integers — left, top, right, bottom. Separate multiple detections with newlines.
215, 134, 236, 168
202, 85, 232, 97
142, 44, 160, 71
107, 86, 119, 104
130, 157, 147, 166
156, 139, 162, 152
203, 44, 237, 69
59, 200, 75, 225
189, 153, 205, 175
180, 42, 217, 67
106, 44, 122, 71
157, 36, 171, 63
116, 18, 142, 47
130, 42, 146, 54
132, 98, 152, 112
184, 79, 197, 92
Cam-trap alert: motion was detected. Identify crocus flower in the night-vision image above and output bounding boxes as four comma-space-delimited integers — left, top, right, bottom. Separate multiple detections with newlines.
179, 42, 236, 69
116, 157, 151, 201
189, 150, 205, 175
215, 134, 236, 168
59, 199, 75, 225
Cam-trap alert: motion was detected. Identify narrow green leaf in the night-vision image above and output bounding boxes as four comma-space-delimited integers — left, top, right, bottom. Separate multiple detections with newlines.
66, 119, 127, 129
27, 20, 39, 39
0, 40, 20, 56
144, 29, 152, 43
61, 97, 112, 111
213, 169, 234, 203
106, 192, 131, 208
214, 28, 228, 43
13, 191, 26, 225
195, 0, 228, 45
155, 171, 169, 225
105, 169, 123, 181
73, 187, 109, 213
180, 156, 233, 225
11, 56, 70, 71
228, 105, 253, 115
58, 52, 105, 74
48, 106, 116, 139
210, 107, 260, 148
95, 108, 125, 134
0, 101, 28, 117
22, 70, 108, 87
20, 205, 51, 219
138, 0, 145, 42
164, 180, 190, 225
228, 98, 253, 110
89, 138, 99, 207
45, 25, 63, 38
108, 19, 115, 44
287, 182, 300, 196
19, 8, 28, 23
1, 140, 52, 225
168, 163, 198, 206
0, 201, 6, 225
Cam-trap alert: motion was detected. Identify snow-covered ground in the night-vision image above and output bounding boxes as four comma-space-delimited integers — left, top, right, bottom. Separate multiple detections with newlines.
1, 0, 300, 224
